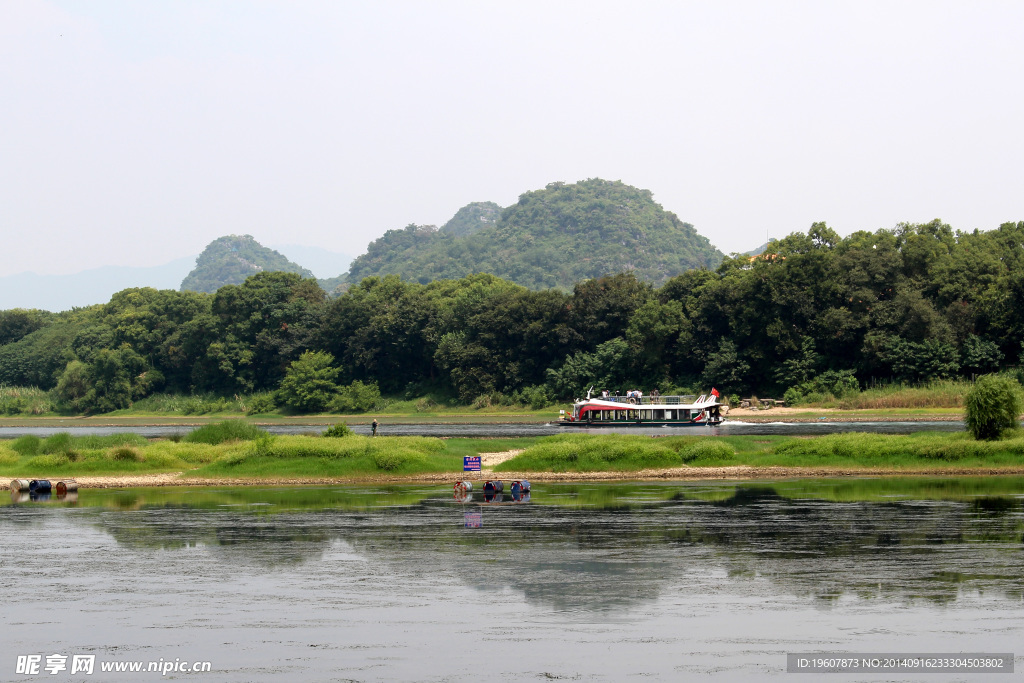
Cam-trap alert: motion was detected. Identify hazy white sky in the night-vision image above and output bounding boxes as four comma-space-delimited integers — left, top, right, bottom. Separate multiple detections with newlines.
2, 0, 1022, 276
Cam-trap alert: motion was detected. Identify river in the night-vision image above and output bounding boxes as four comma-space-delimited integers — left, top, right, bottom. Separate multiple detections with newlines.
0, 419, 966, 439
2, 479, 1021, 681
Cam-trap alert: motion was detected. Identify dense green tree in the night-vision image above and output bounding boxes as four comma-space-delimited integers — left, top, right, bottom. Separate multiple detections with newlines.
545, 337, 632, 399
276, 351, 340, 413
210, 272, 326, 391
0, 309, 54, 347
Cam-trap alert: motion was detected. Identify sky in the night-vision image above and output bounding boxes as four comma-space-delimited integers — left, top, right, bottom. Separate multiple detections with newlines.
2, 0, 1022, 277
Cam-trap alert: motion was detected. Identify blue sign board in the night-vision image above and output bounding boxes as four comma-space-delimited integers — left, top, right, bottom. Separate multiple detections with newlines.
463, 456, 481, 472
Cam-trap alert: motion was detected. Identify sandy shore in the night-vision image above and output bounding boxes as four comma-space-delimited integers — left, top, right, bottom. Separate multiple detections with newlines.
64, 463, 1024, 489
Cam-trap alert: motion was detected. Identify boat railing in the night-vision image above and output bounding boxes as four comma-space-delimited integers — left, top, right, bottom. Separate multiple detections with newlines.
595, 395, 697, 405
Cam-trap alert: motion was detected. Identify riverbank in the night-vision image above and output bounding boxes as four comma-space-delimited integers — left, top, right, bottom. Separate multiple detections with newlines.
7, 430, 1024, 488
0, 406, 967, 428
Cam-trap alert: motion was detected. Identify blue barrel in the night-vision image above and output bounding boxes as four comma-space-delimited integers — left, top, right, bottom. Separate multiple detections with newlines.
510, 480, 531, 496
29, 479, 51, 494
483, 480, 504, 494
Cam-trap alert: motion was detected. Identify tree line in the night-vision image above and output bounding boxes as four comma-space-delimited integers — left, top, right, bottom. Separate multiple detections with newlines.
1, 219, 1023, 413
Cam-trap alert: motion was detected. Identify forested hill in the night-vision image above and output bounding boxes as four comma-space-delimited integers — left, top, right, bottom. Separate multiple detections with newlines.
345, 179, 724, 289
181, 235, 315, 293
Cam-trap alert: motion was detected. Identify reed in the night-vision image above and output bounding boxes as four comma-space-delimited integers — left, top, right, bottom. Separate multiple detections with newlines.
183, 420, 267, 444
194, 434, 456, 477
0, 385, 55, 416
495, 434, 685, 472
833, 380, 971, 410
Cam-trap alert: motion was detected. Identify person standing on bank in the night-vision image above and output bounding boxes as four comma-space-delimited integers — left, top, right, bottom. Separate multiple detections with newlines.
371, 419, 378, 436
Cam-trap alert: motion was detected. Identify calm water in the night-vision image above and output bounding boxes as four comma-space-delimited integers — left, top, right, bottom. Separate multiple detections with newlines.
3, 479, 1023, 681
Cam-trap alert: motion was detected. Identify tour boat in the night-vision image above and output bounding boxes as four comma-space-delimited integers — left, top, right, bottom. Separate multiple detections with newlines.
558, 387, 724, 427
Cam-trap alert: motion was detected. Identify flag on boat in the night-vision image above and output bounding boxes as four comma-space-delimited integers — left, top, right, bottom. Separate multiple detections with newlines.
711, 387, 720, 398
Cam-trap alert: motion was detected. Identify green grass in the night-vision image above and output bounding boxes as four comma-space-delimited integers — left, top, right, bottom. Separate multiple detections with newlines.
3, 431, 1024, 480
493, 433, 737, 472
192, 434, 460, 477
183, 420, 267, 444
495, 432, 1024, 472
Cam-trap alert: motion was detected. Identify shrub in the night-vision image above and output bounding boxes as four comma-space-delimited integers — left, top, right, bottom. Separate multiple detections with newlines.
0, 395, 27, 415
11, 435, 42, 456
41, 432, 74, 454
322, 423, 352, 438
680, 440, 735, 462
109, 446, 144, 462
183, 420, 267, 445
783, 387, 803, 406
25, 453, 73, 468
245, 392, 277, 415
330, 381, 381, 414
276, 351, 340, 413
516, 385, 551, 409
965, 374, 1024, 440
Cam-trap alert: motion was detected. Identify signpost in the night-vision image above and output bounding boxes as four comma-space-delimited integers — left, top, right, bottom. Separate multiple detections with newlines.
463, 456, 481, 472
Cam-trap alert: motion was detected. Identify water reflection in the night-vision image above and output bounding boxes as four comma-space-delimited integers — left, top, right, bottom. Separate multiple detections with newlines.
4, 479, 1024, 681
4, 478, 1014, 609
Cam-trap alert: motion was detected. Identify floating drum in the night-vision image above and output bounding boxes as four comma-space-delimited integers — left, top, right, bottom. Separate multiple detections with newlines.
453, 481, 473, 494
483, 480, 504, 494
55, 479, 78, 495
29, 479, 51, 494
10, 479, 30, 492
510, 480, 531, 495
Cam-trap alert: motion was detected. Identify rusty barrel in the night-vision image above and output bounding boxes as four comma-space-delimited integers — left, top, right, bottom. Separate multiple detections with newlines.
10, 479, 31, 492
55, 479, 78, 495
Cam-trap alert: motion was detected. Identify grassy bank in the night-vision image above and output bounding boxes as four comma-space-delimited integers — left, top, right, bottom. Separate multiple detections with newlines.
0, 427, 540, 479
4, 425, 1024, 482
493, 432, 1024, 473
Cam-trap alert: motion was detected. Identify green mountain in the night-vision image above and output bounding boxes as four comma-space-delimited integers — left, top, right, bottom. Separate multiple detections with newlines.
345, 179, 723, 289
181, 235, 315, 293
440, 201, 503, 237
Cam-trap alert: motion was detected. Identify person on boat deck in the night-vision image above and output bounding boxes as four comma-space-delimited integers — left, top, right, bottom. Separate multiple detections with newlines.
601, 389, 609, 398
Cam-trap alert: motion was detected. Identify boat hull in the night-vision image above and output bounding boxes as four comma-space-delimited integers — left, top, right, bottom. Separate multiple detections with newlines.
558, 419, 724, 428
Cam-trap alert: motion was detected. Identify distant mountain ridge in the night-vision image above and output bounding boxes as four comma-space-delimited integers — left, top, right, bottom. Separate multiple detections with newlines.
345, 178, 724, 289
180, 235, 314, 293
0, 179, 731, 311
0, 257, 196, 312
